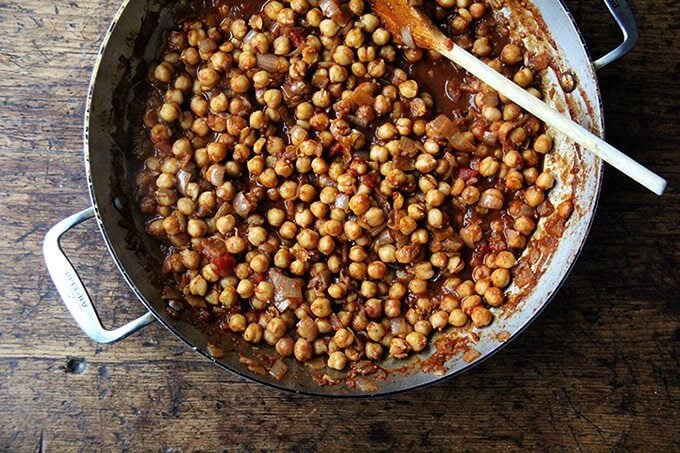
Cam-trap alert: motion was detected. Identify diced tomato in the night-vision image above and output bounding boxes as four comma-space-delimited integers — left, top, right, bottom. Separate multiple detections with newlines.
286, 27, 306, 47
457, 168, 479, 181
211, 254, 236, 277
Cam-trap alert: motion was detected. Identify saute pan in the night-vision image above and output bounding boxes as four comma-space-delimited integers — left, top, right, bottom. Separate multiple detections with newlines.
43, 0, 638, 395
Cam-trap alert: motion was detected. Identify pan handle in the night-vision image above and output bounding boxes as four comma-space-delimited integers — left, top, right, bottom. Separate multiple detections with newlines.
592, 0, 639, 70
43, 207, 155, 343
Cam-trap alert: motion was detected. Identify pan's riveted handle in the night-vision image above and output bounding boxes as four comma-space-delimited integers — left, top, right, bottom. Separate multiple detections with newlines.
43, 207, 155, 343
592, 0, 639, 70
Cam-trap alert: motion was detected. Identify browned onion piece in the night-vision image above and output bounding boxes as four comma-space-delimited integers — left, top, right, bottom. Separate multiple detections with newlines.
257, 53, 280, 73
450, 132, 476, 152
335, 193, 349, 209
176, 168, 191, 194
269, 359, 289, 380
243, 29, 257, 43
233, 191, 254, 218
269, 268, 304, 312
350, 85, 374, 106
399, 137, 423, 156
482, 130, 499, 145
185, 295, 207, 308
347, 114, 368, 128
430, 114, 460, 139
319, 0, 351, 26
400, 25, 415, 49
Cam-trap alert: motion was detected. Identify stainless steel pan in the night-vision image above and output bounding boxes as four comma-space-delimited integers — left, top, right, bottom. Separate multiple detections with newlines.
43, 0, 638, 395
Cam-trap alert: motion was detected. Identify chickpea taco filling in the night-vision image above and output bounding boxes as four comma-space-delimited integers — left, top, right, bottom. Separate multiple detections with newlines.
135, 0, 562, 378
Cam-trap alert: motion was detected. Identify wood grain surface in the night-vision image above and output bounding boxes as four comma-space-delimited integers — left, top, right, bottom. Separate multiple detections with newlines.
0, 0, 678, 450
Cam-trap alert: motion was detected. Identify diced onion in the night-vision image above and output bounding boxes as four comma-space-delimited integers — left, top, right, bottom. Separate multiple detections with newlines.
401, 25, 415, 49
184, 295, 207, 308
430, 114, 460, 139
176, 168, 191, 194
233, 192, 254, 218
482, 130, 499, 145
399, 137, 423, 156
319, 0, 351, 26
335, 193, 349, 209
269, 269, 304, 312
450, 132, 476, 152
390, 317, 409, 336
243, 29, 258, 43
257, 53, 279, 73
269, 359, 288, 381
350, 86, 374, 106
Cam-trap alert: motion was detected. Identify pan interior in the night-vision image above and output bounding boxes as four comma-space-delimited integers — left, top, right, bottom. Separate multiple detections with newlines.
85, 0, 602, 395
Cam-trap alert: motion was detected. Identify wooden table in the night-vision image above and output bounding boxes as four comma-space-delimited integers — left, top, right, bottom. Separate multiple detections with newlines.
1, 0, 678, 450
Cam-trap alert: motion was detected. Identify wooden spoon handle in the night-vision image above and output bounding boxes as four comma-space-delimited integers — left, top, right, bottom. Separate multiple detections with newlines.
440, 45, 667, 195
370, 0, 666, 195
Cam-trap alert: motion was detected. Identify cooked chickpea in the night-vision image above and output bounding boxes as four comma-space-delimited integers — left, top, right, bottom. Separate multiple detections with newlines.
405, 332, 427, 352
398, 80, 418, 99
471, 306, 493, 327
293, 338, 313, 362
228, 314, 247, 332
334, 328, 354, 348
501, 43, 523, 65
327, 351, 348, 370
513, 68, 534, 87
449, 308, 468, 327
534, 134, 553, 153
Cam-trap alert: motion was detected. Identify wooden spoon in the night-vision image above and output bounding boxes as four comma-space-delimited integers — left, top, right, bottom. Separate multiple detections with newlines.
370, 0, 667, 195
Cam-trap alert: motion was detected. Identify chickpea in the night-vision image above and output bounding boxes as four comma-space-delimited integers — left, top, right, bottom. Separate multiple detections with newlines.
294, 338, 313, 362
363, 207, 385, 227
328, 351, 348, 370
427, 208, 444, 228
334, 328, 354, 348
405, 331, 427, 352
501, 43, 523, 65
297, 317, 319, 341
472, 37, 492, 57
471, 306, 493, 327
319, 19, 340, 37
343, 220, 363, 241
536, 171, 555, 190
228, 314, 247, 332
378, 245, 396, 263
372, 28, 390, 46
484, 287, 504, 307
198, 67, 219, 88
187, 218, 208, 238
159, 102, 181, 122
296, 228, 319, 249
365, 342, 383, 361
398, 80, 418, 99
345, 27, 365, 48
188, 275, 207, 296
513, 68, 534, 88
389, 338, 409, 358
274, 249, 293, 269
154, 62, 174, 82
276, 337, 295, 357
384, 298, 401, 318
534, 133, 553, 153
310, 297, 332, 318
525, 186, 545, 207
449, 308, 468, 327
